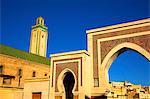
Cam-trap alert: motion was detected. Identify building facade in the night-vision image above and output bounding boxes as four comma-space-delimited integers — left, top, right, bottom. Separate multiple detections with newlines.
49, 18, 150, 99
0, 17, 150, 99
0, 45, 50, 99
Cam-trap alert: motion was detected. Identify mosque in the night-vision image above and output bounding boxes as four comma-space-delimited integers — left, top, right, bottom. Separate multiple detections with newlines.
0, 17, 150, 99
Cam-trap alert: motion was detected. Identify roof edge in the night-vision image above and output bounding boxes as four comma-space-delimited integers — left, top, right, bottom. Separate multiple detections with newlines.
50, 50, 89, 57
86, 18, 150, 34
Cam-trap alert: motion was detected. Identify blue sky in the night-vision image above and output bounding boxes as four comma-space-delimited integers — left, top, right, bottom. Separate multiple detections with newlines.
1, 0, 150, 85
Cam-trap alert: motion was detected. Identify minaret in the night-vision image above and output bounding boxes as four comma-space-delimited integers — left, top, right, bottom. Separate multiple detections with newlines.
29, 17, 48, 57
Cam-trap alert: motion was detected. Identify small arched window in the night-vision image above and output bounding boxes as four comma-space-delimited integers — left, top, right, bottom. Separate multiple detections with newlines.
0, 65, 3, 73
32, 71, 36, 77
42, 35, 44, 38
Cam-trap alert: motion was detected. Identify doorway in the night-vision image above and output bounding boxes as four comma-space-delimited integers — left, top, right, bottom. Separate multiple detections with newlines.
32, 92, 41, 99
63, 72, 75, 99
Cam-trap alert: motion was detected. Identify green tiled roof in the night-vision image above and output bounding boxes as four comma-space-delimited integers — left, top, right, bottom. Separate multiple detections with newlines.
0, 44, 50, 65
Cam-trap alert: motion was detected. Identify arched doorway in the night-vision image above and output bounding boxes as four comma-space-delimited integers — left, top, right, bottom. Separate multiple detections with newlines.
63, 72, 75, 99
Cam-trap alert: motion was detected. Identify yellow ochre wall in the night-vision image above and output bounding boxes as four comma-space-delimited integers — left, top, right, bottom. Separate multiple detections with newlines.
0, 54, 50, 99
0, 88, 23, 99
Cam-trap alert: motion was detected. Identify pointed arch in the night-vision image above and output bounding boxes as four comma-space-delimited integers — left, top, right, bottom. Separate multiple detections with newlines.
101, 42, 150, 83
57, 68, 77, 94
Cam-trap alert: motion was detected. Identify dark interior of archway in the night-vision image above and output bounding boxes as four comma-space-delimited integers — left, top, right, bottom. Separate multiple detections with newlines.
63, 72, 75, 99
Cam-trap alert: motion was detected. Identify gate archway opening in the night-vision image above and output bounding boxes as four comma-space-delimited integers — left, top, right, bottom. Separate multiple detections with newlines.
100, 43, 150, 88
108, 49, 150, 86
63, 72, 75, 99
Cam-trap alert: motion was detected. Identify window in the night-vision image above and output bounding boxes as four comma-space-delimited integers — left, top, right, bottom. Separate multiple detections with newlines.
3, 77, 11, 84
42, 35, 44, 38
38, 19, 41, 24
41, 20, 42, 24
44, 73, 47, 76
18, 69, 22, 77
42, 30, 45, 32
32, 71, 36, 77
0, 65, 3, 73
111, 92, 114, 94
